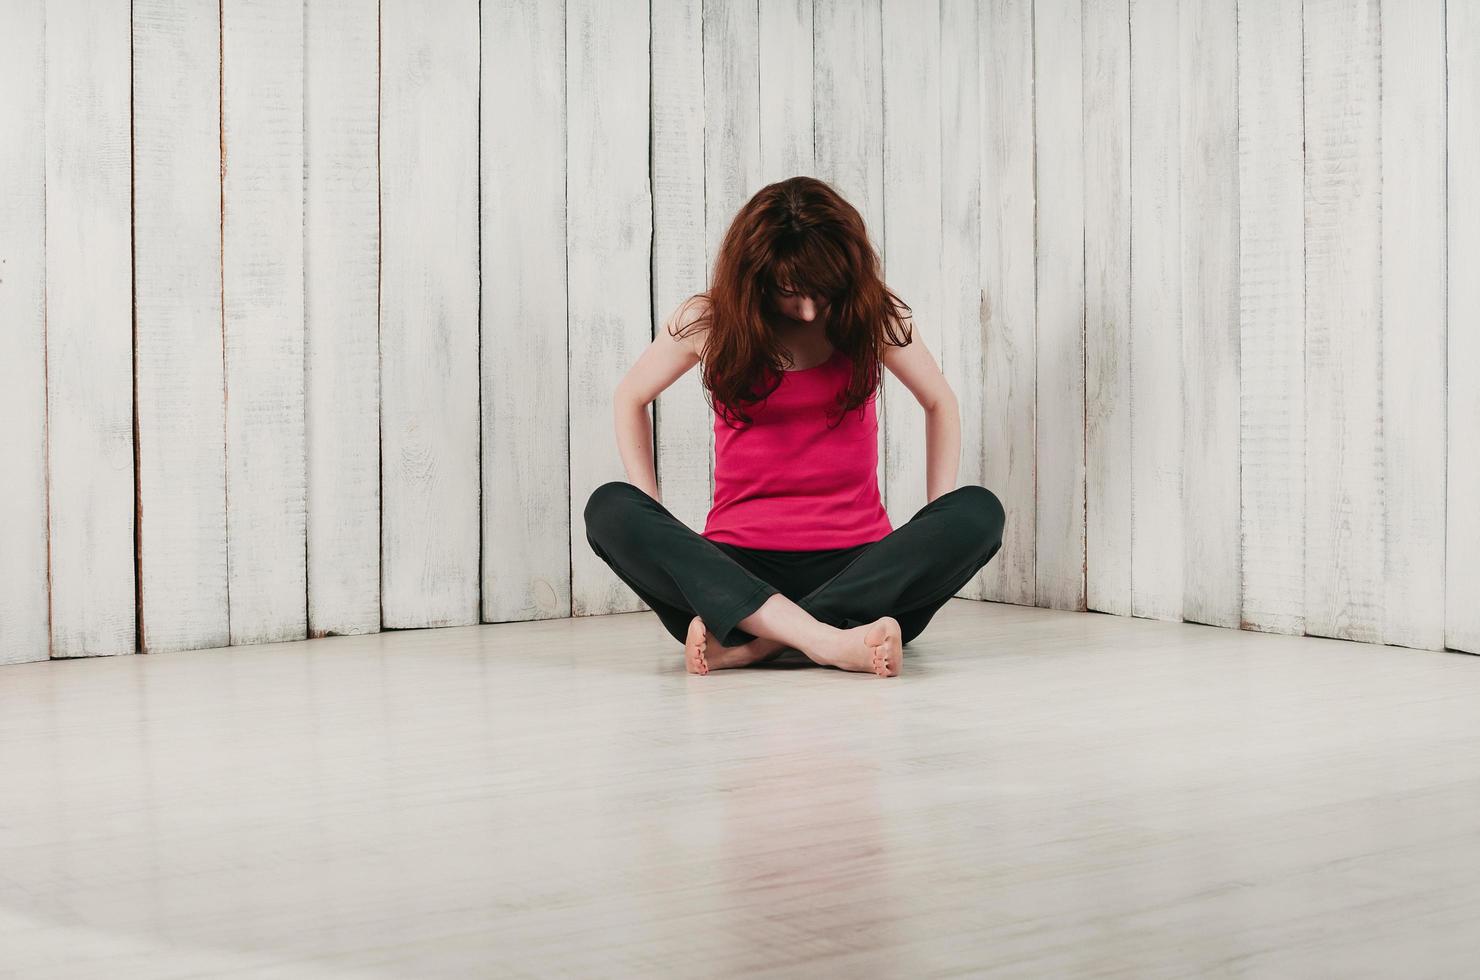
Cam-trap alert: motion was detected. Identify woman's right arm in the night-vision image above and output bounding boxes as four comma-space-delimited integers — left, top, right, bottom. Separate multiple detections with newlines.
612, 298, 706, 503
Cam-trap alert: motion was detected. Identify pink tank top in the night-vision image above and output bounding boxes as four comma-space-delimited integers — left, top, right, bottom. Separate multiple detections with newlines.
701, 348, 894, 550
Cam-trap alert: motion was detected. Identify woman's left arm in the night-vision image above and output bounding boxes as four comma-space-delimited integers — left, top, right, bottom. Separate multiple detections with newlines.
881, 319, 961, 502
924, 394, 961, 503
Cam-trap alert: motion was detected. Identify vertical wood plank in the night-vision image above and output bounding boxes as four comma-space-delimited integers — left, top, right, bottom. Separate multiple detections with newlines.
380, 0, 481, 628
1033, 0, 1087, 612
881, 0, 942, 527
1180, 0, 1240, 628
652, 0, 710, 532
699, 0, 762, 565
306, 0, 381, 637
1084, 0, 1132, 617
483, 0, 570, 623
979, 0, 1036, 607
45, 0, 137, 657
0, 0, 50, 665
814, 0, 887, 507
568, 0, 652, 616
759, 0, 814, 184
941, 0, 986, 600
134, 0, 229, 654
222, 0, 306, 645
1303, 0, 1382, 644
812, 0, 884, 269
1237, 0, 1305, 636
1129, 0, 1183, 622
1447, 0, 1480, 655
1380, 0, 1446, 650
704, 0, 762, 275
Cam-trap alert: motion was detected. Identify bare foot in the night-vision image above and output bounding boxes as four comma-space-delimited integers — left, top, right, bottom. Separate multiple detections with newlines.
815, 617, 902, 677
684, 616, 788, 673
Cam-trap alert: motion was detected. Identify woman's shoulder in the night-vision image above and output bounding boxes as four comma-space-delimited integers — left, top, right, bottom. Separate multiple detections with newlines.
667, 294, 712, 359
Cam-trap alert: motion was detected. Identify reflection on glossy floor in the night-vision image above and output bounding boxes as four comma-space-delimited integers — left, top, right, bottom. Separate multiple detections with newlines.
2, 599, 1479, 977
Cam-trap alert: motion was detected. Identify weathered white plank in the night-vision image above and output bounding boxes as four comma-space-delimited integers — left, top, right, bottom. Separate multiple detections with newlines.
704, 0, 762, 275
882, 0, 942, 528
305, 0, 380, 637
482, 0, 569, 623
758, 0, 814, 184
979, 0, 1036, 607
133, 0, 229, 654
45, 0, 136, 657
652, 0, 710, 534
0, 0, 50, 665
1380, 0, 1446, 651
696, 0, 763, 563
222, 0, 306, 645
1128, 0, 1183, 622
1083, 0, 1132, 617
814, 0, 887, 507
812, 0, 883, 263
941, 0, 986, 601
1303, 0, 1382, 644
1448, 1, 1480, 655
1237, 0, 1305, 636
1179, 0, 1239, 628
1033, 0, 1086, 612
568, 0, 652, 616
380, 0, 480, 629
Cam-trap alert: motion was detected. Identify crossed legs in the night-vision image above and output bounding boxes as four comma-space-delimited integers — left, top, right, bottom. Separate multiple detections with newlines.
684, 592, 903, 676
584, 482, 1006, 677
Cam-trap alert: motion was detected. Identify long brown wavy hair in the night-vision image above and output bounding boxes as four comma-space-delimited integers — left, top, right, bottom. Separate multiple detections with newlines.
673, 176, 913, 430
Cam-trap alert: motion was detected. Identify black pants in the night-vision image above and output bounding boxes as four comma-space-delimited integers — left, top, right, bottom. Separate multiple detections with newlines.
583, 481, 1006, 649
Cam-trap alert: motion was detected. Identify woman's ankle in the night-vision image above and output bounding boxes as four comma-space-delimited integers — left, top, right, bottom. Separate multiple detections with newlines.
736, 594, 835, 659
747, 636, 788, 660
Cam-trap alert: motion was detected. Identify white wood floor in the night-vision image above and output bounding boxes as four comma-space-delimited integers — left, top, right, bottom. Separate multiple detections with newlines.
2, 599, 1478, 978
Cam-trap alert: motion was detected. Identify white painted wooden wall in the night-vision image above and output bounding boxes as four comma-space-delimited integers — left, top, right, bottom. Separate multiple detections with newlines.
0, 0, 1475, 668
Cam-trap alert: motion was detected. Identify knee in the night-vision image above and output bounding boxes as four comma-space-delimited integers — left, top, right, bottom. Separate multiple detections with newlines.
583, 480, 641, 542
951, 484, 1006, 551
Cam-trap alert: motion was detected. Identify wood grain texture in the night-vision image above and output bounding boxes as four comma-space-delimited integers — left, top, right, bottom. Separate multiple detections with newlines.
652, 0, 710, 534
881, 0, 942, 529
978, 0, 1036, 607
482, 0, 569, 624
45, 0, 137, 657
813, 0, 887, 508
1083, 0, 1132, 617
703, 0, 762, 275
6, 2, 1476, 672
698, 0, 762, 559
1380, 0, 1446, 651
758, 0, 814, 185
221, 0, 306, 645
133, 0, 230, 654
1033, 0, 1086, 612
10, 602, 1480, 974
1237, 0, 1305, 636
1302, 0, 1382, 644
1129, 0, 1183, 622
941, 0, 986, 601
1179, 0, 1240, 628
306, 0, 381, 637
1447, 2, 1479, 655
0, 0, 50, 665
379, 0, 481, 628
568, 0, 652, 616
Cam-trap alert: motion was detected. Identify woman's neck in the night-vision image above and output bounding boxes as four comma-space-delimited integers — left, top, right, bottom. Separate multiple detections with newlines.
766, 311, 827, 338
